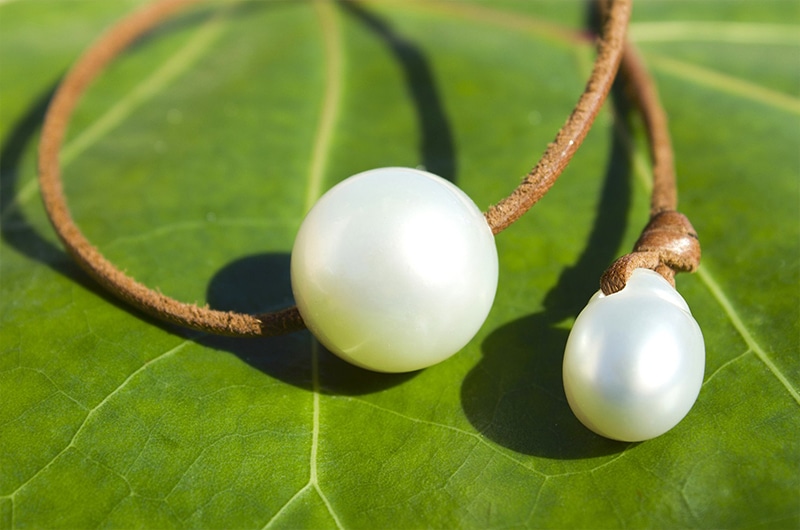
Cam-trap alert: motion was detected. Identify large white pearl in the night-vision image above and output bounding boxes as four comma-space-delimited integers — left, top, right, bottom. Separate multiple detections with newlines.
563, 268, 705, 442
291, 167, 498, 373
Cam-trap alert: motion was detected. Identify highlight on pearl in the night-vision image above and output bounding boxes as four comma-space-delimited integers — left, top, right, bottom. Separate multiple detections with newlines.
562, 268, 705, 442
291, 167, 498, 373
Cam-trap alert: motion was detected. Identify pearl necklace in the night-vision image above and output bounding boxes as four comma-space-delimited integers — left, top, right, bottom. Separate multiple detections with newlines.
38, 0, 703, 441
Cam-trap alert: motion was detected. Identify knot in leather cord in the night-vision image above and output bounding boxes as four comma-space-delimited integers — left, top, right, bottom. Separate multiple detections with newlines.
600, 210, 700, 295
634, 210, 700, 271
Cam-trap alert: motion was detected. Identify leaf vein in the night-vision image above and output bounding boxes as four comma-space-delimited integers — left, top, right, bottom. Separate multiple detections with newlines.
102, 218, 291, 249
26, 366, 89, 410
388, 0, 585, 47
343, 396, 547, 478
697, 266, 800, 405
304, 0, 343, 212
6, 340, 190, 498
261, 483, 313, 530
526, 477, 550, 525
314, 482, 344, 530
0, 1, 228, 223
702, 349, 751, 386
630, 22, 800, 45
163, 432, 244, 503
646, 52, 800, 114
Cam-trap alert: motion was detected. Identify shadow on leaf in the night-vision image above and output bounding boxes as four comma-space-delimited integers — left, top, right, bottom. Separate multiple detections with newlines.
1, 84, 82, 279
203, 253, 416, 395
339, 0, 457, 182
461, 63, 639, 458
0, 1, 309, 341
0, 82, 173, 334
201, 2, 456, 395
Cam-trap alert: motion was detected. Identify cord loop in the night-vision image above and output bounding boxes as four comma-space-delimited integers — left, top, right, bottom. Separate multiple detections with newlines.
600, 210, 700, 295
40, 0, 683, 337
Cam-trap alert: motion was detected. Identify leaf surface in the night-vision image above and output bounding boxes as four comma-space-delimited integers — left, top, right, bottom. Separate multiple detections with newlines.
1, 1, 798, 528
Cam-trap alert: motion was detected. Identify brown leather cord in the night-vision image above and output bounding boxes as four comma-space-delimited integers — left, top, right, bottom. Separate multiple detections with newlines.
483, 0, 631, 234
39, 0, 637, 337
38, 0, 304, 336
599, 42, 701, 295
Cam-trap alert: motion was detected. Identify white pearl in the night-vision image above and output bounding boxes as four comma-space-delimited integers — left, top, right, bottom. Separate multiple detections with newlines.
563, 268, 705, 441
291, 167, 498, 373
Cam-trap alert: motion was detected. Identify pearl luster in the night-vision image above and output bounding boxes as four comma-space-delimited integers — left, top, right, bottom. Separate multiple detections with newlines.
291, 167, 498, 373
563, 268, 705, 442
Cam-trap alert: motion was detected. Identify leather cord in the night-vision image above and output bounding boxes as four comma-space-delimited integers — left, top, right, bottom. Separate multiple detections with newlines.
482, 0, 631, 233
38, 0, 303, 336
39, 0, 652, 337
599, 42, 701, 295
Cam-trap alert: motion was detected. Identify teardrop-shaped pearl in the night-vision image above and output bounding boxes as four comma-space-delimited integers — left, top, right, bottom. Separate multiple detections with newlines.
563, 268, 705, 441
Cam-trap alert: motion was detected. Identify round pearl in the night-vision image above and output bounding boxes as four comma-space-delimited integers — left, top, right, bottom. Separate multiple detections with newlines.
563, 268, 705, 442
291, 167, 498, 373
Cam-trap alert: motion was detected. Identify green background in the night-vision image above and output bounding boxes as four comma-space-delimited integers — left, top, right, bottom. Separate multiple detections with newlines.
1, 0, 797, 528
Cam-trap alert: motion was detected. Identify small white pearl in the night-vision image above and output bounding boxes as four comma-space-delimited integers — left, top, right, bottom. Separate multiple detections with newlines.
291, 167, 498, 373
563, 268, 705, 441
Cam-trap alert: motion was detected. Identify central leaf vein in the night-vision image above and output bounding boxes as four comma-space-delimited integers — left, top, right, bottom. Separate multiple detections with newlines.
262, 2, 344, 528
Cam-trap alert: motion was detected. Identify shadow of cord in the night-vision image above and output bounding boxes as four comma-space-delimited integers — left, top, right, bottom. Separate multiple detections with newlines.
0, 1, 286, 340
203, 1, 458, 395
0, 82, 162, 331
338, 0, 456, 182
460, 1, 638, 457
1, 1, 457, 397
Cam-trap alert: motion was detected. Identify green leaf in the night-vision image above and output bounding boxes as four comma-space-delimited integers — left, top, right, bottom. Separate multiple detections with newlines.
1, 0, 797, 528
